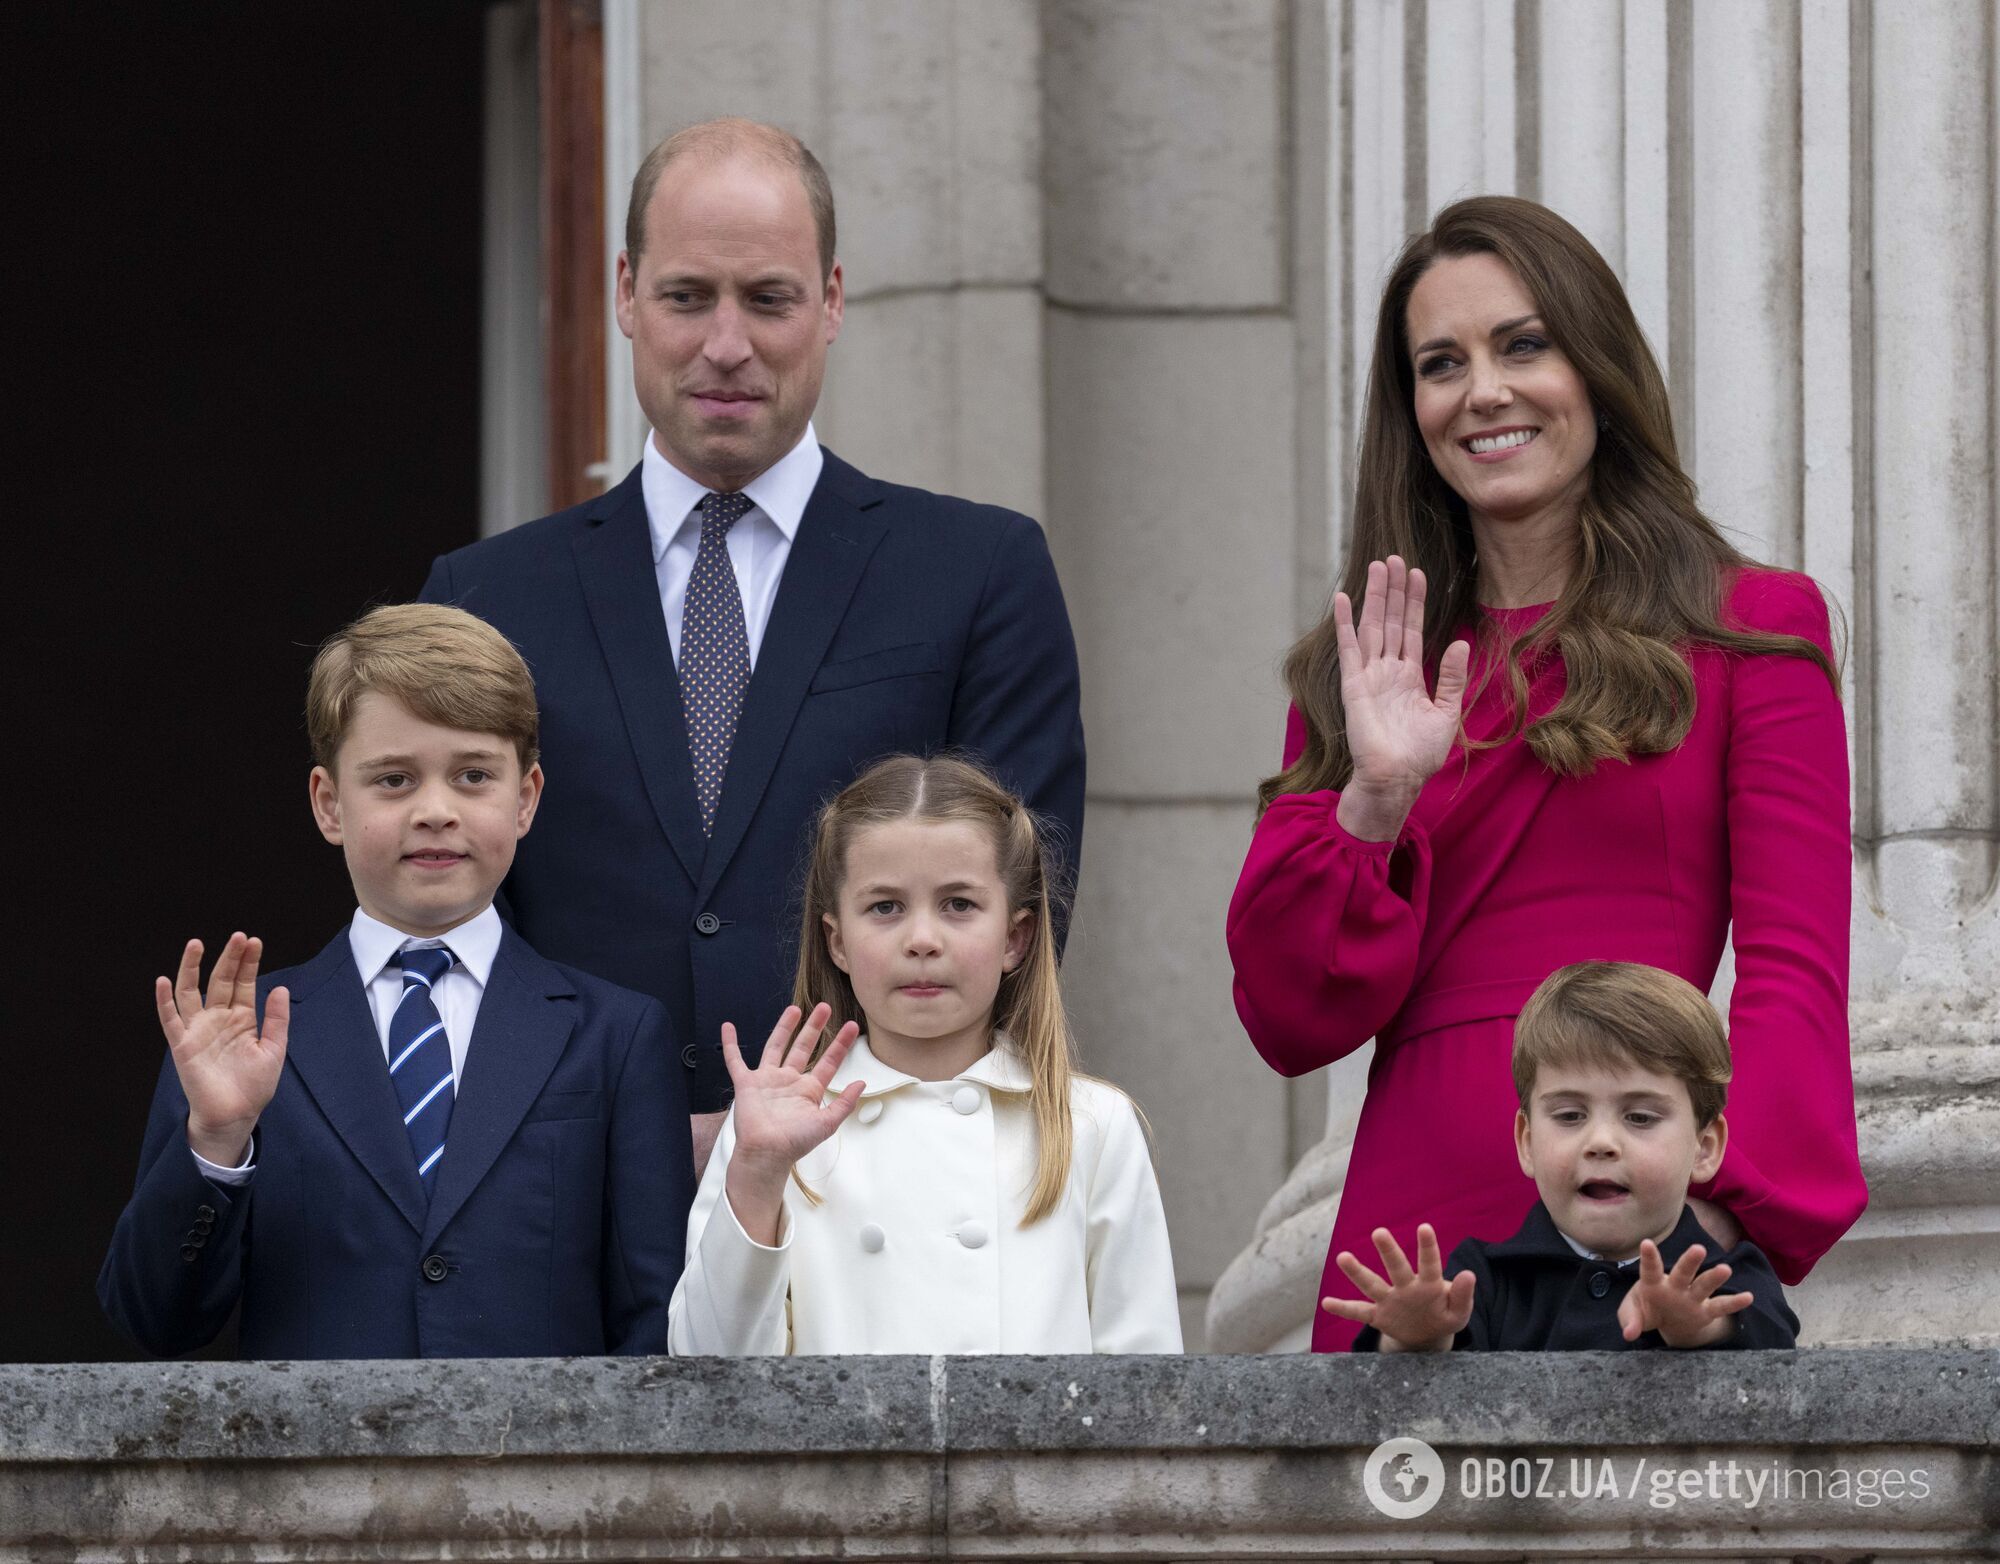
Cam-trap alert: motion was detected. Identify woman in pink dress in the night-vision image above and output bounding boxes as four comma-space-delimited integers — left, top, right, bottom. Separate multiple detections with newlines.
1227, 197, 1866, 1352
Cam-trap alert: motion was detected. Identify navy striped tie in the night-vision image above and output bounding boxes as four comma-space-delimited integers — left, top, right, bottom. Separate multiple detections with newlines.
389, 946, 457, 1194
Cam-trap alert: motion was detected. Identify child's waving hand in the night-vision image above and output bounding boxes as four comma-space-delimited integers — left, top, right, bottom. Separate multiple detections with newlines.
1320, 1223, 1474, 1352
1617, 1240, 1754, 1347
720, 1003, 864, 1245
156, 933, 289, 1168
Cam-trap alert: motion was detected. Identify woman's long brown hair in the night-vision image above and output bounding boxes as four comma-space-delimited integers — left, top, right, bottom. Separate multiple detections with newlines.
792, 754, 1078, 1223
1260, 195, 1838, 813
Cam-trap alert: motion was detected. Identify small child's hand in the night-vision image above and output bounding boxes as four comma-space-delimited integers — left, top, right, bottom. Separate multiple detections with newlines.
1617, 1239, 1754, 1348
1320, 1224, 1473, 1352
155, 934, 289, 1168
720, 1004, 864, 1244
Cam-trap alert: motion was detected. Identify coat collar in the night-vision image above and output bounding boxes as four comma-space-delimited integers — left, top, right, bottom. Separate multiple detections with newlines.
827, 1032, 1036, 1099
1483, 1198, 1717, 1267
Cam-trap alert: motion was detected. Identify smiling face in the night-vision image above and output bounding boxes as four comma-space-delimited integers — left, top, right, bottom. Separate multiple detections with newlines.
821, 817, 1032, 1081
1406, 251, 1597, 540
1514, 1060, 1725, 1261
614, 150, 843, 491
308, 692, 542, 939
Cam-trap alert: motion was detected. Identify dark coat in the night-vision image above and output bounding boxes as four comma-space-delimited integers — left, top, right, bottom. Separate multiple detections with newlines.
419, 451, 1085, 1112
99, 926, 693, 1359
1354, 1200, 1800, 1352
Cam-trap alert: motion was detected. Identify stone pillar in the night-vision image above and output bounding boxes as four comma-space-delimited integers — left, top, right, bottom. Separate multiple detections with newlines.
1209, 0, 2000, 1353
1040, 0, 1309, 1349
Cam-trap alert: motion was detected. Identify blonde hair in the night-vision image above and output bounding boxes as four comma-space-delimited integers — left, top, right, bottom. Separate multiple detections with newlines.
306, 603, 540, 773
793, 754, 1077, 1222
1513, 962, 1732, 1127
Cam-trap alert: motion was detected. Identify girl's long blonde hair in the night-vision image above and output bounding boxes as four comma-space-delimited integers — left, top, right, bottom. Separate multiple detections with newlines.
793, 753, 1078, 1223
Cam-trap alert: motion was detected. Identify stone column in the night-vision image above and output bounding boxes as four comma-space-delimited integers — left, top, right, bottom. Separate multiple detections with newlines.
1040, 0, 1309, 1348
1210, 0, 2000, 1353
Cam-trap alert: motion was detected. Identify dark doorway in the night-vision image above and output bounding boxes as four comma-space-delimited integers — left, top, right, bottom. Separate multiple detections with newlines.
9, 4, 486, 1360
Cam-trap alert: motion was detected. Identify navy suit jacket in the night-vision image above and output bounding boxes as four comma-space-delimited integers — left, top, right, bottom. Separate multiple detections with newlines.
99, 925, 693, 1359
418, 449, 1086, 1111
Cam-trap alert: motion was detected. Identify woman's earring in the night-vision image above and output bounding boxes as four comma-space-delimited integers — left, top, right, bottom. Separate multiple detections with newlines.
1596, 409, 1610, 432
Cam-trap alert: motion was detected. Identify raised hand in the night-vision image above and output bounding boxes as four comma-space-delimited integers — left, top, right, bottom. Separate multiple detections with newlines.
1320, 1223, 1474, 1352
1617, 1240, 1753, 1348
1332, 556, 1471, 841
155, 933, 289, 1168
721, 1003, 864, 1245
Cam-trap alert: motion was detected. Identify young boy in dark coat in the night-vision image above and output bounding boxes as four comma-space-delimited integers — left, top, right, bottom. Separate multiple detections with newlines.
1326, 961, 1799, 1352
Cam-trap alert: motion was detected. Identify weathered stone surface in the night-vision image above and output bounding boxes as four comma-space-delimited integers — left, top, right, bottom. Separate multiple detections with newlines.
1042, 0, 1287, 309
1063, 800, 1290, 1308
3, 1354, 1994, 1559
1045, 310, 1296, 798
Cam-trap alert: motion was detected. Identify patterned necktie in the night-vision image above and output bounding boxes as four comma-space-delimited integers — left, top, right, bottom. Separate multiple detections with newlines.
682, 491, 754, 834
389, 945, 457, 1194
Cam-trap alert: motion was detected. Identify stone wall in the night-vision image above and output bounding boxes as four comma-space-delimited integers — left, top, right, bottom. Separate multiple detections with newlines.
5, 1353, 1994, 1559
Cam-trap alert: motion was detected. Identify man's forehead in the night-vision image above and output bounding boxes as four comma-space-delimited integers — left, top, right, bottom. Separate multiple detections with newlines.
645, 153, 812, 241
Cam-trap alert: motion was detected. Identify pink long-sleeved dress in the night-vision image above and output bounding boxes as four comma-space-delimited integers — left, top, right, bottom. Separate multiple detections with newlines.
1227, 569, 1866, 1352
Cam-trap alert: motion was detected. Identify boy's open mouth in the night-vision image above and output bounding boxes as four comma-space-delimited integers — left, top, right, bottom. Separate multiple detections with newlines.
1579, 1179, 1629, 1201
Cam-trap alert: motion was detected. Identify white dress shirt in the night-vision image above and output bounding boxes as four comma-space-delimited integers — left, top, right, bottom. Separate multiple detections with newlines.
667, 1035, 1184, 1356
193, 905, 504, 1184
643, 422, 824, 668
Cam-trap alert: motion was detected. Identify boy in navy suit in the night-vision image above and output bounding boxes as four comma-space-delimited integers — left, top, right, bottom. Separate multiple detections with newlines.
1326, 962, 1799, 1352
100, 604, 693, 1358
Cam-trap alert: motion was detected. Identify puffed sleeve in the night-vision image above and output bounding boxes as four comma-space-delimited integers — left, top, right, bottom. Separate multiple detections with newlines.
1691, 570, 1867, 1283
667, 1108, 794, 1355
1226, 704, 1434, 1075
1082, 1086, 1184, 1353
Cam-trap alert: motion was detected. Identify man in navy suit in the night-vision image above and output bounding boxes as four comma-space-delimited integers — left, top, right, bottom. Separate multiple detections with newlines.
421, 118, 1084, 1171
100, 605, 691, 1357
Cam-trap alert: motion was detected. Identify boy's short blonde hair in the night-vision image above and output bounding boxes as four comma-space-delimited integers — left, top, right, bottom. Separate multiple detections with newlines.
1513, 962, 1731, 1127
306, 603, 539, 772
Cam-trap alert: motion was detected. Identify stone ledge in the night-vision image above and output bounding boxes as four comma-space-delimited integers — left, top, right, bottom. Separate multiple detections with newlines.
1, 1351, 1993, 1559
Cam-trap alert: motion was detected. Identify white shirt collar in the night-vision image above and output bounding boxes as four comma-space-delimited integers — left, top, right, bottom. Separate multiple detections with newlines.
642, 421, 823, 563
1557, 1227, 1641, 1267
348, 904, 503, 989
827, 1032, 1037, 1099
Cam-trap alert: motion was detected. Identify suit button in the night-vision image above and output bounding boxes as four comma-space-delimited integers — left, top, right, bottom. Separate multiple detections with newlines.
951, 1085, 981, 1115
421, 1255, 449, 1283
186, 1231, 206, 1248
957, 1221, 988, 1249
680, 1044, 699, 1070
180, 1245, 200, 1264
858, 1224, 886, 1253
196, 1205, 216, 1222
1588, 1270, 1613, 1298
857, 1100, 882, 1125
694, 912, 722, 936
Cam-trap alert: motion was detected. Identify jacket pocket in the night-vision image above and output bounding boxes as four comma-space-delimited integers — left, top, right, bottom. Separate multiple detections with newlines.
522, 1089, 602, 1124
808, 640, 940, 694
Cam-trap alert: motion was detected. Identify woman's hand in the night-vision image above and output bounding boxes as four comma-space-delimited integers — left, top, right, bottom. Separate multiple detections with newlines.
1333, 556, 1470, 841
1320, 1223, 1473, 1352
720, 1003, 864, 1245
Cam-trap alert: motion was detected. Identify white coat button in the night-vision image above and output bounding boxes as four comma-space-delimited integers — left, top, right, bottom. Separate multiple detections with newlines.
952, 1085, 982, 1115
957, 1221, 988, 1249
859, 1223, 885, 1253
857, 1100, 882, 1124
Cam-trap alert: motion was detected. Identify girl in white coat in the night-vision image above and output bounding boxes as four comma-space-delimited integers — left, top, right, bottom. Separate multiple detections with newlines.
668, 754, 1182, 1355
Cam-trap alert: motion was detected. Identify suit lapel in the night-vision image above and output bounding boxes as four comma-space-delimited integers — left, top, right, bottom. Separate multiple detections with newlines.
572, 466, 708, 884
283, 933, 428, 1235
421, 929, 577, 1246
699, 453, 888, 898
